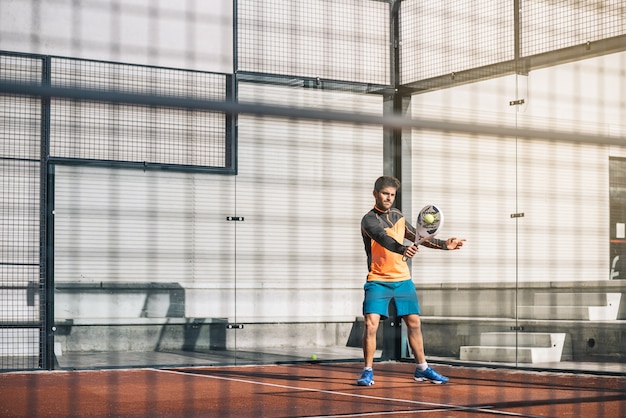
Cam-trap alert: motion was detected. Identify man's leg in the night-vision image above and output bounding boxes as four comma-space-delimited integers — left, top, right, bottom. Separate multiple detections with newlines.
362, 313, 381, 367
403, 313, 426, 363
356, 313, 380, 386
404, 313, 449, 384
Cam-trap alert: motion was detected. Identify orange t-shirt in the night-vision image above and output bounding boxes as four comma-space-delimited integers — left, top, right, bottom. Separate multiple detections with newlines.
361, 207, 446, 282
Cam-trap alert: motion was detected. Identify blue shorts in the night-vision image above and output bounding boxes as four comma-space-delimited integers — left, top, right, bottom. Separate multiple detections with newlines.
362, 280, 421, 319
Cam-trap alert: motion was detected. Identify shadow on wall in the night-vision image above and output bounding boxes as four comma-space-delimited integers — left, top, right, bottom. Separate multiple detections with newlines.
54, 282, 228, 352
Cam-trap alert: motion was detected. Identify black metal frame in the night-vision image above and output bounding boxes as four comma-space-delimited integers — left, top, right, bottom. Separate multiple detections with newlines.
0, 51, 237, 370
40, 56, 54, 370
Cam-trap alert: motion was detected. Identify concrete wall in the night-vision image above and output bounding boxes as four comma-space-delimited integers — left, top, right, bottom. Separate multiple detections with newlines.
53, 280, 626, 364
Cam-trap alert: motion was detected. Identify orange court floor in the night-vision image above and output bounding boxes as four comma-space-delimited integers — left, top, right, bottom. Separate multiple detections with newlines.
1, 361, 625, 417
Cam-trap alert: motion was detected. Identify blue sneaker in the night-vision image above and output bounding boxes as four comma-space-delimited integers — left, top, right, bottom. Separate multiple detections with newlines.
356, 369, 374, 386
413, 366, 449, 384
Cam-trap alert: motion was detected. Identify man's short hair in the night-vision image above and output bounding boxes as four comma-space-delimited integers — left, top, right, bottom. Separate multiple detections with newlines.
374, 176, 400, 192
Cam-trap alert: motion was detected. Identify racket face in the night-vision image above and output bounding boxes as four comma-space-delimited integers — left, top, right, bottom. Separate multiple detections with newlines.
416, 204, 443, 238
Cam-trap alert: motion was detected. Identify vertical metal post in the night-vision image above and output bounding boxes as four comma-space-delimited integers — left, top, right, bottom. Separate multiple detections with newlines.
381, 0, 410, 361
226, 74, 238, 174
231, 1, 239, 175
513, 0, 521, 69
384, 0, 402, 185
39, 56, 56, 370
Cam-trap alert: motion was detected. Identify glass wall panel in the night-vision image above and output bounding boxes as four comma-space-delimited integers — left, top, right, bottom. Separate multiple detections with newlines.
407, 75, 518, 366
53, 166, 238, 368
515, 52, 626, 371
407, 52, 626, 371
232, 82, 384, 363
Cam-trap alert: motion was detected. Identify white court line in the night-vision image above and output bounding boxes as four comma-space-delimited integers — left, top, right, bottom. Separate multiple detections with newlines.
157, 369, 544, 417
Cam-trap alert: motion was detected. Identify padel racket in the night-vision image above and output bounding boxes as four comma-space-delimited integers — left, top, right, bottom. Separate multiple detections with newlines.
414, 204, 444, 245
403, 204, 444, 260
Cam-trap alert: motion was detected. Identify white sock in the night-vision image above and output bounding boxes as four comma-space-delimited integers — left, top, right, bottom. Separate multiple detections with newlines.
416, 362, 428, 371
364, 366, 373, 371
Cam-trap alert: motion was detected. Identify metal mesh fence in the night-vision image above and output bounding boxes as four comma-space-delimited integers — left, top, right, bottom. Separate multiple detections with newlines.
237, 0, 390, 85
521, 0, 626, 56
0, 53, 43, 370
49, 58, 230, 169
400, 0, 514, 84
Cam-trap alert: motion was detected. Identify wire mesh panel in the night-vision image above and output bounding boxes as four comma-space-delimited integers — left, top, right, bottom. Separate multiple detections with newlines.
0, 53, 44, 370
521, 0, 626, 57
237, 0, 390, 85
0, 0, 233, 73
400, 0, 514, 85
49, 58, 230, 170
